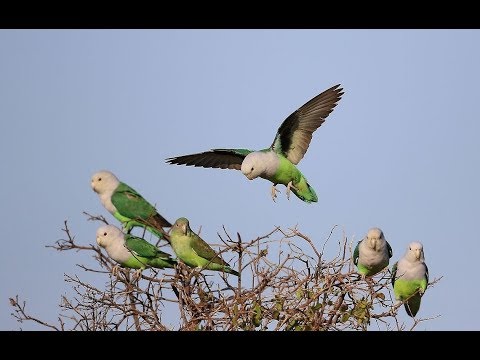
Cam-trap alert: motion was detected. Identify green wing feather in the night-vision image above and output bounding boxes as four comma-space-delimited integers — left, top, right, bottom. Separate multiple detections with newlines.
353, 240, 361, 266
125, 234, 172, 260
112, 182, 158, 220
165, 148, 253, 170
112, 182, 171, 229
190, 234, 228, 266
391, 262, 398, 287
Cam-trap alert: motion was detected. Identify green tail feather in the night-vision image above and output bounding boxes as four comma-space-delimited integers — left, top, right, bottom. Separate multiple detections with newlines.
225, 267, 240, 277
149, 257, 177, 269
293, 179, 318, 203
404, 294, 422, 317
124, 220, 168, 240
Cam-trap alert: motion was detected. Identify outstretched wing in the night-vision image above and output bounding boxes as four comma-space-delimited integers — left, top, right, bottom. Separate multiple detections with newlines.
271, 84, 344, 164
166, 148, 253, 170
112, 183, 170, 227
125, 234, 172, 260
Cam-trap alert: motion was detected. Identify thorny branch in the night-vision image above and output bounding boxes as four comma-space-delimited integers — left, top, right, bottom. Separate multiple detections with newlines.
10, 215, 441, 331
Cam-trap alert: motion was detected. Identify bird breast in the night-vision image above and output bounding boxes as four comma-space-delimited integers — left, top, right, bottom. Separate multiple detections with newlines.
100, 191, 117, 215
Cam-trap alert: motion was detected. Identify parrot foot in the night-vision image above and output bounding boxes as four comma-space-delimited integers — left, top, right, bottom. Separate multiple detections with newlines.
193, 267, 205, 277
271, 185, 281, 202
133, 269, 143, 281
285, 181, 299, 200
357, 273, 367, 282
389, 305, 399, 316
387, 300, 402, 316
112, 265, 121, 277
392, 300, 403, 313
123, 221, 134, 234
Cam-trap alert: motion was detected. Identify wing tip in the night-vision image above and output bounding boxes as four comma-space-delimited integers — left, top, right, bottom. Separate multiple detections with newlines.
328, 84, 344, 100
165, 158, 193, 167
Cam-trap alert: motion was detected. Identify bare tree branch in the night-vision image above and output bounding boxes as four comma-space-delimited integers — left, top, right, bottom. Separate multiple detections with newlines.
9, 216, 441, 331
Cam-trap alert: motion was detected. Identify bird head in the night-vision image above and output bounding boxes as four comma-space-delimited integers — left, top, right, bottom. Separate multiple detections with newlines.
241, 152, 265, 180
172, 217, 191, 236
407, 241, 425, 262
91, 170, 120, 194
366, 227, 384, 251
96, 224, 122, 248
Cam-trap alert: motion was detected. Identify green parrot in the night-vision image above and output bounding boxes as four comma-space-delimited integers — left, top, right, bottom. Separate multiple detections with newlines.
166, 84, 343, 203
353, 227, 393, 277
169, 217, 239, 276
391, 242, 429, 317
91, 170, 171, 240
96, 224, 177, 277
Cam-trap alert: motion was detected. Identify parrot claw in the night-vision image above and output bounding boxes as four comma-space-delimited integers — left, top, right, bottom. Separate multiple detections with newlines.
271, 185, 280, 202
285, 181, 299, 200
112, 265, 121, 277
133, 269, 142, 281
357, 273, 367, 282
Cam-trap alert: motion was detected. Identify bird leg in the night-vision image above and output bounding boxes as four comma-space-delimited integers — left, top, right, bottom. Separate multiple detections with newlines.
271, 185, 281, 202
133, 269, 143, 281
112, 265, 121, 277
285, 181, 299, 200
389, 301, 402, 315
365, 277, 375, 293
123, 221, 134, 234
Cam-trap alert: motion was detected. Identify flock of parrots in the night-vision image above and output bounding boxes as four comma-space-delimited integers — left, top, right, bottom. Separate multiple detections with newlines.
91, 84, 429, 319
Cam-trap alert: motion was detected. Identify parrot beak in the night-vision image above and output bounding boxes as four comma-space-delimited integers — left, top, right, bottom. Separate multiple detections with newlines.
415, 248, 422, 260
182, 223, 188, 236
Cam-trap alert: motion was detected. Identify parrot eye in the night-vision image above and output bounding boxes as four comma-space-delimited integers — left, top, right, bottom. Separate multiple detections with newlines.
104, 232, 107, 236
251, 167, 254, 171
98, 177, 102, 181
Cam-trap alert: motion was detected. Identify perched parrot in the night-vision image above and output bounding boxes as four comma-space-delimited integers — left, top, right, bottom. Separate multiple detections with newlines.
353, 227, 393, 277
166, 84, 343, 203
169, 217, 239, 276
96, 224, 177, 278
91, 170, 171, 240
392, 242, 429, 317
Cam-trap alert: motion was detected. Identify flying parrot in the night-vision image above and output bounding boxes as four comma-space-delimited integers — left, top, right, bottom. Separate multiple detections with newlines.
166, 84, 343, 203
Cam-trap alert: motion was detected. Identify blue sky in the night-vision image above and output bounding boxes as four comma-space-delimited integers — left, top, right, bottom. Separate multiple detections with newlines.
1, 29, 478, 330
